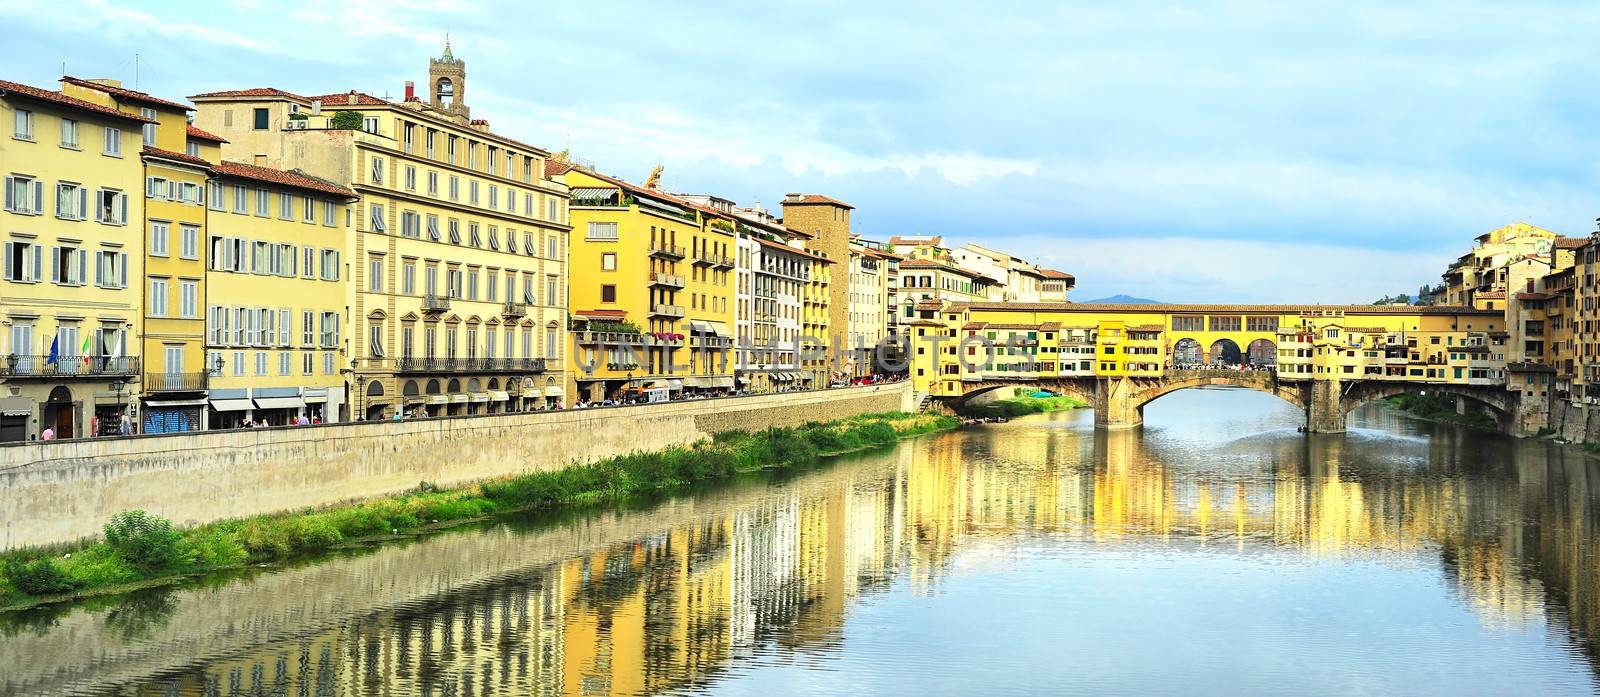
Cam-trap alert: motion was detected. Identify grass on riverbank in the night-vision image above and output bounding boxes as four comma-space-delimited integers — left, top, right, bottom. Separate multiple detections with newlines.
1384, 394, 1498, 431
0, 411, 958, 611
957, 389, 1086, 419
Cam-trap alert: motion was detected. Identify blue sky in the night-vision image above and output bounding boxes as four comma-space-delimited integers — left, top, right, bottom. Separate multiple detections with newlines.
6, 0, 1600, 302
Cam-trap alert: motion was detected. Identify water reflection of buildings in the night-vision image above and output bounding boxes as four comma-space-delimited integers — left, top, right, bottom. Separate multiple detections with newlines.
50, 418, 1600, 694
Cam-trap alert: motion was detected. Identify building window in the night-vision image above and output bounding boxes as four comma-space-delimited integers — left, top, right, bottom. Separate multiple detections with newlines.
149, 221, 169, 257
369, 256, 383, 292
601, 284, 616, 303
102, 127, 121, 156
59, 118, 78, 149
601, 252, 617, 271
54, 182, 86, 220
12, 108, 34, 140
140, 107, 158, 146
587, 222, 618, 241
402, 260, 416, 295
149, 278, 169, 316
362, 116, 379, 134
95, 188, 128, 225
180, 280, 198, 318
252, 108, 269, 130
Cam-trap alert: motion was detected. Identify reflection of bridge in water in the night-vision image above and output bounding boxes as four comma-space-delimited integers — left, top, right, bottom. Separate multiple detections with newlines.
951, 368, 1519, 434
5, 414, 1599, 695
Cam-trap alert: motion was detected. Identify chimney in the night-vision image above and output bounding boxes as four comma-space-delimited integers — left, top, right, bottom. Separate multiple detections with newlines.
347, 91, 358, 105
404, 81, 415, 101
310, 99, 322, 115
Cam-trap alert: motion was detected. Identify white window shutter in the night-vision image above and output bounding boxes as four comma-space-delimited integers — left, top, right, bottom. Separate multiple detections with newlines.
31, 180, 43, 215
76, 188, 87, 220
31, 245, 42, 282
2, 243, 12, 281
75, 249, 86, 285
118, 253, 127, 287
119, 194, 127, 224
49, 247, 61, 284
2, 176, 13, 212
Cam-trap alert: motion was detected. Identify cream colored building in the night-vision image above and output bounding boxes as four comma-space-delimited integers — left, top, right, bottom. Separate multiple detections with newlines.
190, 45, 571, 417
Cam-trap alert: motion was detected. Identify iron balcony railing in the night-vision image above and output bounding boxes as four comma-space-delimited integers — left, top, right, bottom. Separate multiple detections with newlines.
501, 301, 527, 318
1, 355, 141, 378
694, 251, 735, 268
649, 242, 687, 259
423, 294, 451, 313
650, 303, 686, 318
396, 357, 547, 373
144, 370, 209, 392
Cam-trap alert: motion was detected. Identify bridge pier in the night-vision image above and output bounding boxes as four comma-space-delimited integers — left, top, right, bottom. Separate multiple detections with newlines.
1306, 379, 1346, 434
1094, 376, 1144, 429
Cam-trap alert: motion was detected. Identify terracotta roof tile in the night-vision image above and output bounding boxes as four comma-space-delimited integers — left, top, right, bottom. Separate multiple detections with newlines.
309, 91, 389, 107
189, 87, 308, 100
1040, 268, 1074, 280
1556, 237, 1590, 249
61, 76, 190, 111
186, 124, 227, 143
141, 146, 210, 168
213, 160, 355, 197
782, 193, 854, 209
1038, 322, 1061, 331
0, 79, 155, 123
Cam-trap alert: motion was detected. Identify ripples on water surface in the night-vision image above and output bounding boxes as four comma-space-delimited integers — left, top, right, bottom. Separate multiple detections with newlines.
5, 388, 1600, 696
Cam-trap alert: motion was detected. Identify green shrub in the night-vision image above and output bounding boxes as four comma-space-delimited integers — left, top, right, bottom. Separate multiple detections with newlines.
329, 110, 364, 129
56, 546, 137, 587
3, 558, 80, 596
104, 511, 182, 574
181, 529, 248, 568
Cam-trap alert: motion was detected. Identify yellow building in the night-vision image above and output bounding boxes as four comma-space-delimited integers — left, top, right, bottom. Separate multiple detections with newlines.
201, 160, 357, 427
781, 194, 852, 382
0, 79, 146, 440
55, 77, 214, 433
190, 45, 571, 418
554, 164, 736, 402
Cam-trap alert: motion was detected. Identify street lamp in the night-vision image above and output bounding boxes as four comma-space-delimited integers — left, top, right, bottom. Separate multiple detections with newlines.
212, 354, 225, 376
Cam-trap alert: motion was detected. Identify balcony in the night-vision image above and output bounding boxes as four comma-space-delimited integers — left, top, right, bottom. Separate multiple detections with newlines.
423, 294, 451, 314
1, 355, 140, 379
650, 303, 686, 318
649, 271, 686, 288
692, 335, 734, 349
396, 357, 547, 373
573, 331, 643, 345
501, 301, 527, 318
144, 370, 208, 392
694, 251, 735, 268
649, 242, 687, 260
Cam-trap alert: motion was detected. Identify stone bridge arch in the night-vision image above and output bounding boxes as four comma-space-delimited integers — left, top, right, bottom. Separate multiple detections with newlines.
1338, 381, 1514, 423
947, 379, 1098, 413
1097, 371, 1310, 428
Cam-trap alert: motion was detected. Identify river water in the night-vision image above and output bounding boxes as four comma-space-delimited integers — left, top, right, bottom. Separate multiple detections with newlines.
5, 388, 1600, 696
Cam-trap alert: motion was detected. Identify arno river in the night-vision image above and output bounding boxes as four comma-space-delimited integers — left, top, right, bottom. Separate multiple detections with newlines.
6, 389, 1600, 696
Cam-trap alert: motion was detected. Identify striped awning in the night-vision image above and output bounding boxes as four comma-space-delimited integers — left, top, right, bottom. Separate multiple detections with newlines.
489, 390, 510, 401
569, 187, 620, 203
635, 195, 688, 216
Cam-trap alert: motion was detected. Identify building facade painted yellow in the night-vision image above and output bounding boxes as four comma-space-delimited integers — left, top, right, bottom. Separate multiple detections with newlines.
556, 165, 736, 402
190, 47, 571, 418
1, 79, 147, 440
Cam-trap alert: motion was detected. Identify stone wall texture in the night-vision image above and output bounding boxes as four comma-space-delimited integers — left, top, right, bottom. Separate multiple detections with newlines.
0, 383, 913, 551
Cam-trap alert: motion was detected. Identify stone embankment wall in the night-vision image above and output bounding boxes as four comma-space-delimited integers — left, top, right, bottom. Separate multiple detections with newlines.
1548, 400, 1600, 443
0, 383, 912, 550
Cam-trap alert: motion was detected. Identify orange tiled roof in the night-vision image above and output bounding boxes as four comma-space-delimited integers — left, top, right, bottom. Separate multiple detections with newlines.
1040, 268, 1074, 280
189, 87, 307, 100
309, 91, 389, 107
213, 161, 354, 197
61, 76, 190, 111
141, 146, 210, 167
1556, 237, 1590, 249
0, 79, 155, 123
186, 124, 227, 143
783, 193, 854, 209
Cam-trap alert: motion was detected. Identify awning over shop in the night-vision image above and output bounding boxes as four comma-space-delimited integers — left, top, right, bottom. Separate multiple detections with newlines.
736, 375, 751, 384
688, 320, 713, 335
208, 398, 255, 412
713, 376, 735, 388
449, 394, 469, 404
667, 378, 683, 391
254, 396, 306, 410
488, 390, 510, 401
682, 376, 708, 388
428, 395, 449, 405
544, 386, 565, 397
635, 194, 688, 217
303, 388, 329, 404
523, 387, 544, 398
706, 321, 733, 338
144, 399, 208, 408
469, 392, 490, 403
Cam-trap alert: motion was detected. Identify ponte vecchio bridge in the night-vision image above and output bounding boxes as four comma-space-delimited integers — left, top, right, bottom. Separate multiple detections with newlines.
906, 302, 1543, 435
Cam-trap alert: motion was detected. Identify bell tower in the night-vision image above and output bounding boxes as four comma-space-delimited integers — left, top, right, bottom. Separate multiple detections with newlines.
429, 34, 470, 122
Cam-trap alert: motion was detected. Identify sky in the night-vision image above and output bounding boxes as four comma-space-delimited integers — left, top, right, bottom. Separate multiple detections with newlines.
5, 0, 1600, 303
